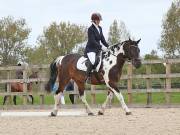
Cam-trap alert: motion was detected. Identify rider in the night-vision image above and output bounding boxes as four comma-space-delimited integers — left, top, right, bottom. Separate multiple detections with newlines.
16, 61, 23, 79
84, 12, 109, 82
16, 61, 29, 79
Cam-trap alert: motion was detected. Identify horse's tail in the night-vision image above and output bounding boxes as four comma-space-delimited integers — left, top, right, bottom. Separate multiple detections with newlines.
45, 56, 64, 93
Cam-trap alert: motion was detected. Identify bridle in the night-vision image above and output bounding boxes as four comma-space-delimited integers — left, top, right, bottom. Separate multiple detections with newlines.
102, 42, 123, 58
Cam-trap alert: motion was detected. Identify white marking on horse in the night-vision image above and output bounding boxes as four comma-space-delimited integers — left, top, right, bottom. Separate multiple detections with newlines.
103, 44, 124, 82
55, 56, 64, 66
80, 92, 93, 114
105, 81, 130, 113
101, 43, 130, 113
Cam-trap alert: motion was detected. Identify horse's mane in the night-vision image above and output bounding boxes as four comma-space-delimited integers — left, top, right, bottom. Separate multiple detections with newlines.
105, 41, 126, 56
108, 41, 126, 50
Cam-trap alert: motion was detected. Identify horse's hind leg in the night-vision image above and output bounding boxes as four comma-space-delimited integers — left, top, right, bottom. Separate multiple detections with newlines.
76, 81, 94, 115
51, 91, 62, 116
98, 90, 113, 115
3, 96, 8, 105
51, 77, 70, 117
13, 96, 17, 105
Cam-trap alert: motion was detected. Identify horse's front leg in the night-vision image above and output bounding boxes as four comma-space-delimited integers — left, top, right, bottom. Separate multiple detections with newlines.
106, 82, 131, 115
98, 91, 113, 115
27, 95, 34, 104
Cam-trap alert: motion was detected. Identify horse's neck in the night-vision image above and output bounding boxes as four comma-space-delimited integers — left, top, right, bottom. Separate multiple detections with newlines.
27, 83, 32, 91
107, 51, 125, 75
29, 75, 34, 78
102, 50, 125, 71
116, 54, 125, 69
29, 73, 37, 79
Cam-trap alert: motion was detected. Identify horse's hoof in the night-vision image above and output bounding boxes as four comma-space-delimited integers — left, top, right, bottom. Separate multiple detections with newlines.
98, 111, 104, 115
126, 112, 132, 115
49, 112, 57, 117
88, 112, 94, 116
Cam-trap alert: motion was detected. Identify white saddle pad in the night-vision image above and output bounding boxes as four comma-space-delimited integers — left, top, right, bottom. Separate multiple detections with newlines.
76, 56, 102, 72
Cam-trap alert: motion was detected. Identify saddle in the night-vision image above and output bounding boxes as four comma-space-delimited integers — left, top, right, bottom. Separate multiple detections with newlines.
76, 52, 102, 72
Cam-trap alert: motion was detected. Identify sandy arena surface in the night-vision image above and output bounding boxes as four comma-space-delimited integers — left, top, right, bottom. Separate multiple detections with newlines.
0, 108, 179, 135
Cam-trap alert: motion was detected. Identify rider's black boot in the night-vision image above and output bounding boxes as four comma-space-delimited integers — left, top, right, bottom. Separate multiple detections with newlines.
85, 62, 94, 83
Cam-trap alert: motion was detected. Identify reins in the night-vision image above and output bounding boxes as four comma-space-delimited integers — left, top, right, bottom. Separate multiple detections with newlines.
102, 42, 122, 58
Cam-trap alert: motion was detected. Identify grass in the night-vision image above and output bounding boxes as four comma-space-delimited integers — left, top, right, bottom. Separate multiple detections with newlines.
0, 92, 180, 105
171, 92, 180, 103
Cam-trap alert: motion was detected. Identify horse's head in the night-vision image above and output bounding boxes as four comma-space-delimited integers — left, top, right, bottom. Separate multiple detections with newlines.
29, 71, 39, 84
122, 38, 141, 68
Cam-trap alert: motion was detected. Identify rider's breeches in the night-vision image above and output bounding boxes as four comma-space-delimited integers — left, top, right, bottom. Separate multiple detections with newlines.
87, 52, 96, 65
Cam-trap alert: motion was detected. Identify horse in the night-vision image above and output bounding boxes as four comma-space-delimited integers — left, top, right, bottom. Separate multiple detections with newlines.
3, 71, 38, 105
45, 38, 141, 116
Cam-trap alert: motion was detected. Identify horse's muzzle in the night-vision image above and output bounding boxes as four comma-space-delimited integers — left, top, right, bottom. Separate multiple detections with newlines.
132, 58, 141, 68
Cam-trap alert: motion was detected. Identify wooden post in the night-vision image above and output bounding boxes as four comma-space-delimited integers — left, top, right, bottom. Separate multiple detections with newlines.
165, 62, 171, 104
91, 85, 96, 104
39, 68, 45, 105
127, 63, 132, 103
6, 70, 12, 104
73, 82, 78, 104
23, 67, 27, 105
146, 64, 152, 106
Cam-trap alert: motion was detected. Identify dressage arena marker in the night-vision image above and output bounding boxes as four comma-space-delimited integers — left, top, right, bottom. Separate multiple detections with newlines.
0, 111, 87, 117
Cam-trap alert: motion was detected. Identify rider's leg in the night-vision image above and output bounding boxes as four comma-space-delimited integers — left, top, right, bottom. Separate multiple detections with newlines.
86, 62, 93, 79
86, 52, 96, 81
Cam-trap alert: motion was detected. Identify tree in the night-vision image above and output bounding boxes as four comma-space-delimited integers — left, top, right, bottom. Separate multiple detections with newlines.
34, 22, 87, 63
108, 20, 130, 45
159, 0, 180, 58
24, 46, 48, 65
144, 50, 165, 74
144, 50, 159, 60
73, 43, 86, 55
0, 16, 31, 65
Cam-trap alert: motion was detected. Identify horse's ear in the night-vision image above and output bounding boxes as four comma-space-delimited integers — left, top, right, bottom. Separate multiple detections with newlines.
136, 39, 141, 44
129, 37, 131, 41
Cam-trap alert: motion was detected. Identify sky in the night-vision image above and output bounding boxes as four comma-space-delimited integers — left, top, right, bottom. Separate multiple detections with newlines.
0, 0, 173, 56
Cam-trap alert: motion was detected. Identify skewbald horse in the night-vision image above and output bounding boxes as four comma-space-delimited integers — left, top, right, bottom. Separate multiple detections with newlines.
45, 38, 141, 116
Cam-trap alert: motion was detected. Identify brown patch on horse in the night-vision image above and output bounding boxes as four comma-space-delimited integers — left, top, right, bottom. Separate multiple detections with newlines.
3, 72, 38, 105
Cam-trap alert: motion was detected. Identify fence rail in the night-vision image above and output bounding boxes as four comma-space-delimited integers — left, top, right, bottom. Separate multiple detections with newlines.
0, 58, 180, 105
